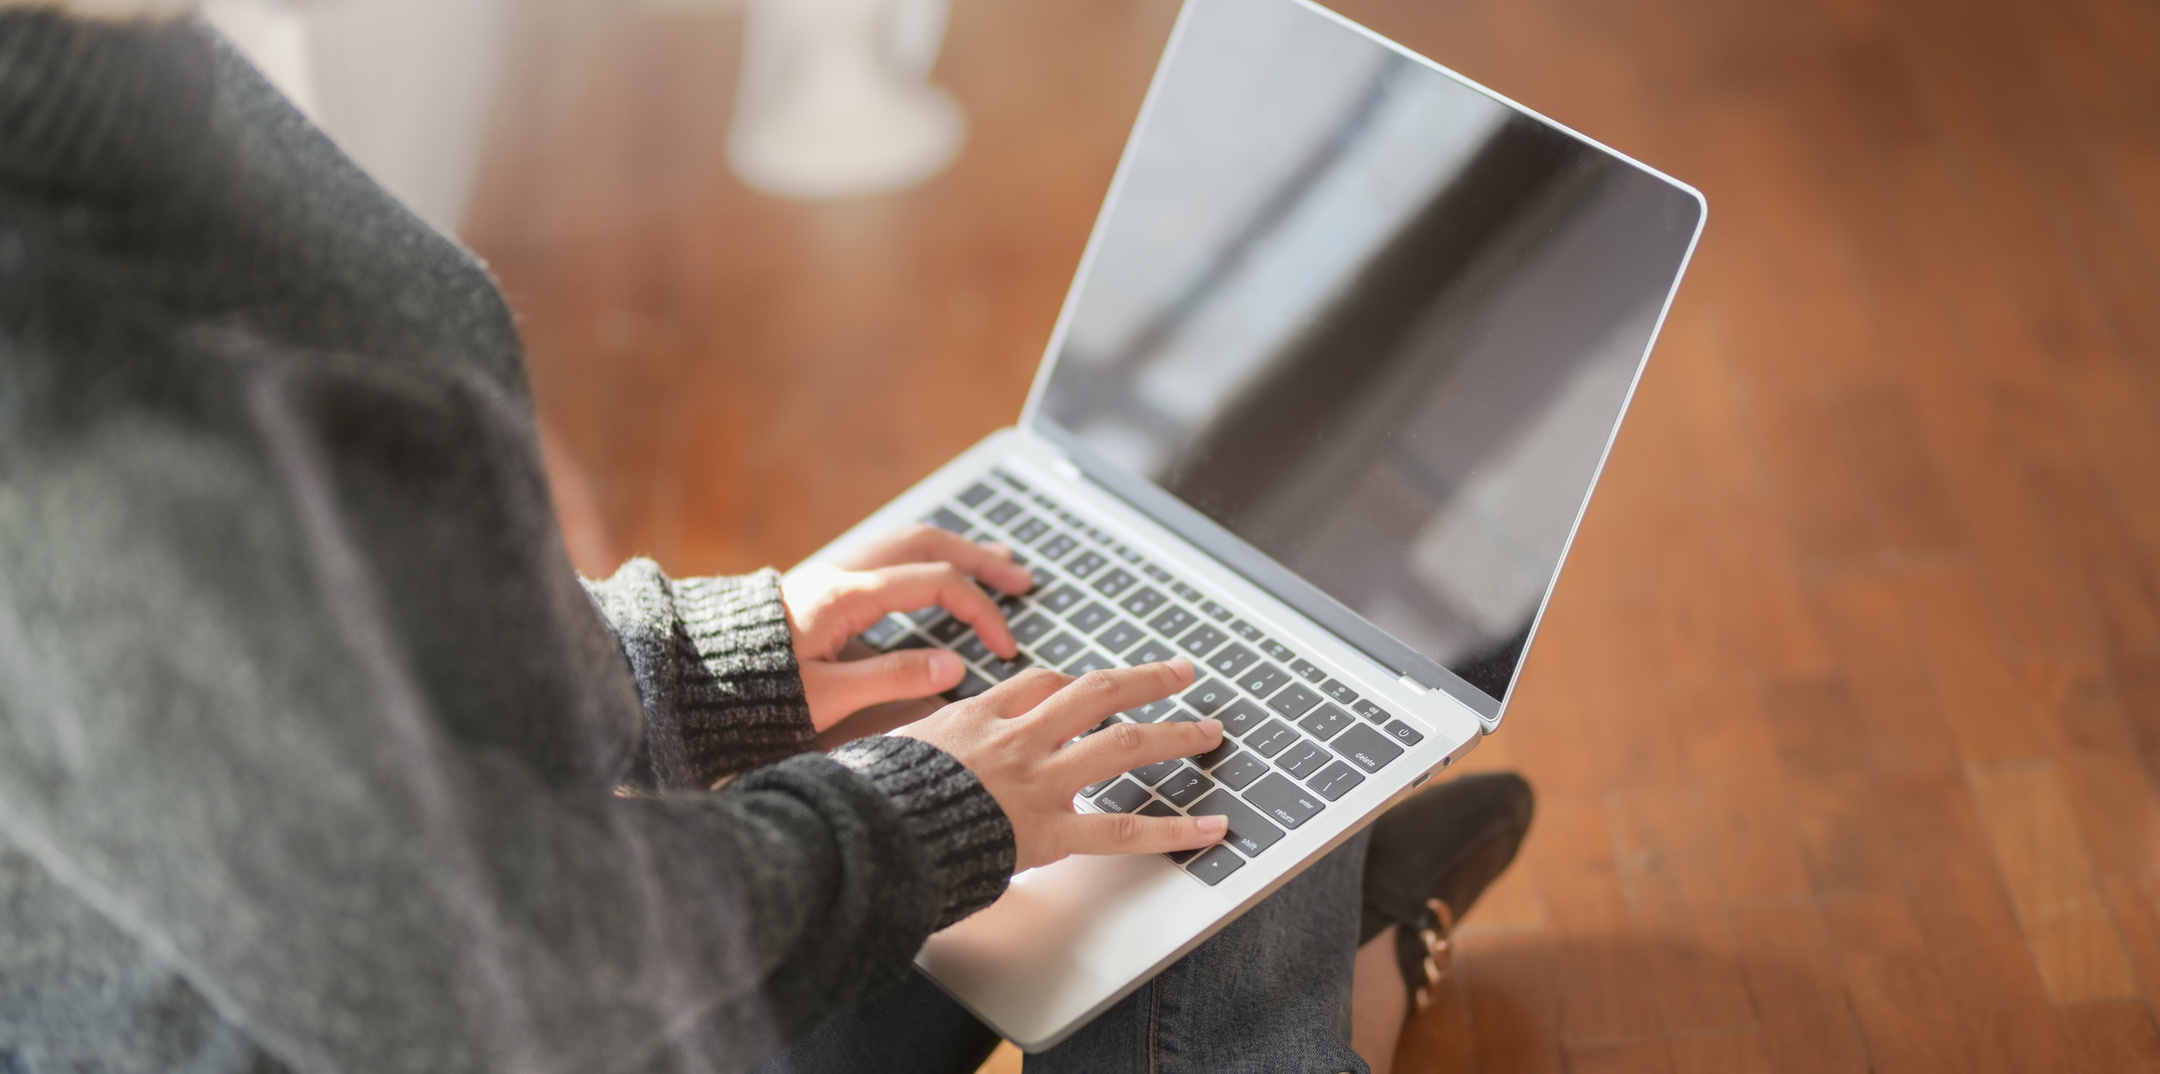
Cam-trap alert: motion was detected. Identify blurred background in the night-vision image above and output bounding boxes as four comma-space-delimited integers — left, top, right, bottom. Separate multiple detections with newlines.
219, 0, 2160, 1070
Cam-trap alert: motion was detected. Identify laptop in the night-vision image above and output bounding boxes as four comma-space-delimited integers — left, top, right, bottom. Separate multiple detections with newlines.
791, 0, 1705, 1051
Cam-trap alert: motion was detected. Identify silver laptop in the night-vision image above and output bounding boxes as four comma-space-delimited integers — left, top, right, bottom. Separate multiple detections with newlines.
793, 0, 1704, 1051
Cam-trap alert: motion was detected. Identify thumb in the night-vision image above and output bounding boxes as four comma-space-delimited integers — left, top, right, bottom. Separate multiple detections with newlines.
803, 649, 967, 723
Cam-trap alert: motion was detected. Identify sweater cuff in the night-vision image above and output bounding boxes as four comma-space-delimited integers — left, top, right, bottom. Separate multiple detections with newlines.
831, 736, 1016, 930
585, 559, 813, 792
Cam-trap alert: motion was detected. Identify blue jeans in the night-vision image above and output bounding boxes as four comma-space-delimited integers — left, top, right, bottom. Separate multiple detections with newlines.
759, 831, 1373, 1074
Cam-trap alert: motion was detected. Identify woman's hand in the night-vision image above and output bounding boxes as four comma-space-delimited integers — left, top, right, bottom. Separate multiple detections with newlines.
896, 659, 1228, 871
782, 525, 1037, 731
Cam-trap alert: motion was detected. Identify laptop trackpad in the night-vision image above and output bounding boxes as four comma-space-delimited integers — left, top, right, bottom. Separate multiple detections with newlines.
918, 851, 1207, 1048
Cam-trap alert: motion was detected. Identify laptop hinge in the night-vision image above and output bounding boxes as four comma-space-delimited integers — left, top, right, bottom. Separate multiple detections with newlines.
1050, 455, 1084, 482
1398, 674, 1431, 695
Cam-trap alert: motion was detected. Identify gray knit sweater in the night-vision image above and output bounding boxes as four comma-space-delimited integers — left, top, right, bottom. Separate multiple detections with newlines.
0, 12, 1012, 1074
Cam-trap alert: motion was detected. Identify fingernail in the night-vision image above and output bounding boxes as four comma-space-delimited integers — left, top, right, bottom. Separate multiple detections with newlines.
1197, 815, 1227, 835
979, 541, 1012, 558
1169, 657, 1195, 679
1201, 718, 1223, 738
929, 650, 963, 683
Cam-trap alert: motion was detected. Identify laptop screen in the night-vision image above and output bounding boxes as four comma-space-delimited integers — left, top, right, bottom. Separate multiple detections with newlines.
1030, 0, 1703, 714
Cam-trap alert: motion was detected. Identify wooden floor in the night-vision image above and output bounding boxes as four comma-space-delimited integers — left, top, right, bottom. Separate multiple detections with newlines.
463, 0, 2160, 1069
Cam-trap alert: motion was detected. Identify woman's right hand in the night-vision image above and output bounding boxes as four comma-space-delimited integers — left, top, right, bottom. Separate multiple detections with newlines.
895, 659, 1228, 871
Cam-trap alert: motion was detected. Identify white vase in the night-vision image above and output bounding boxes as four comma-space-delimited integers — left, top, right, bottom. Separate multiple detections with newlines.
728, 0, 966, 201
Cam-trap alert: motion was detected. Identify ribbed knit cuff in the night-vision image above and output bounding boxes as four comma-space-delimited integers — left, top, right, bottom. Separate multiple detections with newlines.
831, 736, 1016, 930
585, 559, 813, 793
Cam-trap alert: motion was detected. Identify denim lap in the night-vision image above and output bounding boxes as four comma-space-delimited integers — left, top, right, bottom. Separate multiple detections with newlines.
760, 830, 1371, 1074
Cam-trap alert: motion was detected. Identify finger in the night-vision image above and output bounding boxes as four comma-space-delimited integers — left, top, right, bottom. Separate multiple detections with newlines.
1061, 810, 1229, 858
840, 525, 1036, 595
827, 562, 1021, 657
969, 667, 1073, 719
1026, 659, 1198, 743
801, 650, 966, 723
1053, 715, 1223, 790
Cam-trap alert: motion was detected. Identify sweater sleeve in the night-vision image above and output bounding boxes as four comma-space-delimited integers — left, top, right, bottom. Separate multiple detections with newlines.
581, 559, 815, 792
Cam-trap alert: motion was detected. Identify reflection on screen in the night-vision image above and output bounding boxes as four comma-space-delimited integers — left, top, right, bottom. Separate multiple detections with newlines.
1039, 0, 1701, 702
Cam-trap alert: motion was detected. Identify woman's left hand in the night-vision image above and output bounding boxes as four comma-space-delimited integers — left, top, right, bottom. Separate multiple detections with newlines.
781, 525, 1037, 730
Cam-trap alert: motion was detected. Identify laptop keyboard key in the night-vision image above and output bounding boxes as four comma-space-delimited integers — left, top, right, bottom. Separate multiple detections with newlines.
1065, 651, 1117, 676
1212, 753, 1270, 791
1298, 704, 1354, 742
1384, 720, 1426, 747
1308, 761, 1366, 801
1218, 698, 1270, 737
1259, 640, 1297, 663
982, 652, 1033, 680
1183, 679, 1236, 715
1243, 719, 1300, 758
958, 483, 996, 508
1038, 533, 1080, 561
1185, 844, 1247, 886
1082, 776, 1117, 797
1137, 798, 1178, 818
1010, 517, 1050, 544
1198, 600, 1234, 622
1133, 758, 1182, 786
926, 508, 971, 535
1158, 766, 1214, 807
1093, 779, 1152, 814
1276, 740, 1330, 779
1237, 663, 1292, 699
1194, 736, 1238, 769
985, 500, 1022, 525
1244, 773, 1325, 829
1171, 582, 1204, 603
1149, 606, 1198, 638
1321, 679, 1359, 704
1289, 658, 1327, 683
1126, 639, 1179, 666
1068, 601, 1116, 634
1010, 613, 1056, 645
1037, 632, 1086, 665
1092, 568, 1137, 598
1229, 619, 1264, 641
1119, 587, 1166, 618
1065, 550, 1108, 578
943, 671, 994, 702
1110, 698, 1170, 723
1096, 620, 1146, 654
908, 605, 947, 625
1351, 700, 1391, 724
1189, 790, 1284, 856
1265, 683, 1323, 720
1332, 724, 1404, 772
889, 634, 933, 651
860, 615, 910, 648
1205, 644, 1259, 679
1178, 624, 1230, 658
928, 616, 972, 643
955, 634, 992, 663
1039, 585, 1086, 614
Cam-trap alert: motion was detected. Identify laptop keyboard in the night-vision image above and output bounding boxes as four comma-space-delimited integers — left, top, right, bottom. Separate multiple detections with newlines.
855, 469, 1430, 887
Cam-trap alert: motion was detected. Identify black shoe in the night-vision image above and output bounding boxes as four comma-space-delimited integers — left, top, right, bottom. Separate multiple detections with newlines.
1358, 772, 1534, 1009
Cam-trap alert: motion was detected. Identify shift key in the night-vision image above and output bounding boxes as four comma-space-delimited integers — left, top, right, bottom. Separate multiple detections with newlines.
1189, 789, 1285, 857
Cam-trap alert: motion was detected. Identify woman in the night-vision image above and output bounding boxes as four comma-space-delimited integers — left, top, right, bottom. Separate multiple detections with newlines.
0, 7, 1530, 1072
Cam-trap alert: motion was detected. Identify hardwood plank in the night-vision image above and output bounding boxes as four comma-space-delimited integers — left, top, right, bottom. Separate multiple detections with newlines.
1666, 1031, 1775, 1074
1965, 1006, 2078, 1074
1607, 789, 1756, 1034
2060, 1000, 2160, 1074
1568, 1039, 1674, 1074
1460, 930, 1565, 1074
1728, 900, 1869, 1074
1967, 762, 2142, 1003
1823, 894, 1971, 1074
1878, 772, 2051, 1008
1528, 799, 1664, 1044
